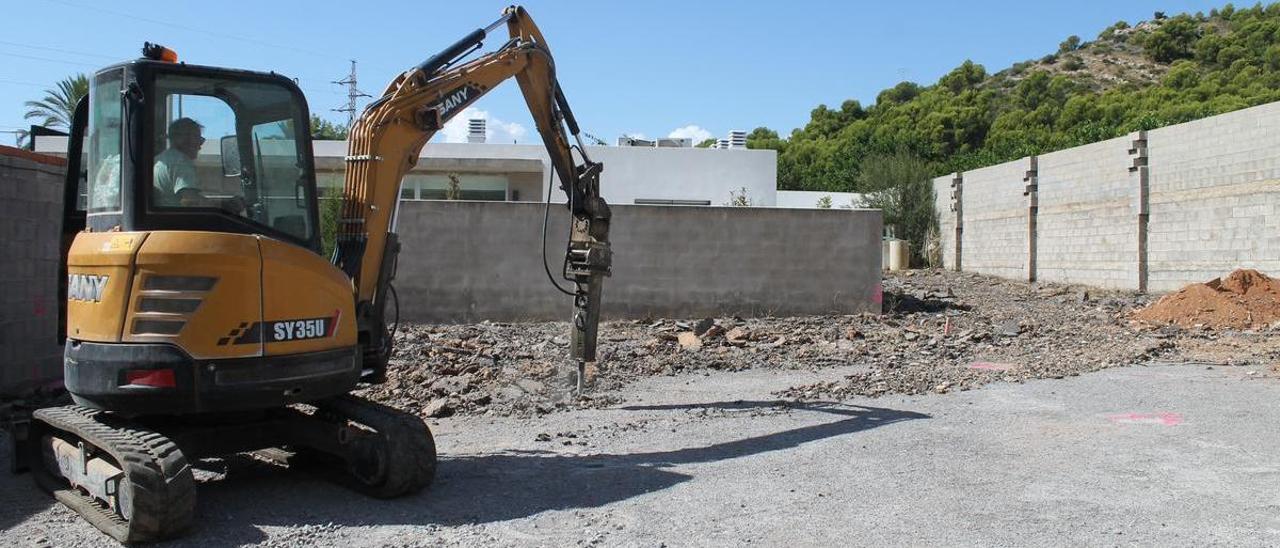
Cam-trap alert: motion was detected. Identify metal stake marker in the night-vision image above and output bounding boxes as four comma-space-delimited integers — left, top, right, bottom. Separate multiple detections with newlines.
576, 361, 586, 395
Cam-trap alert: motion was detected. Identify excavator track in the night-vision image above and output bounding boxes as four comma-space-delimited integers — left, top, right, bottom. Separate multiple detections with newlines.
310, 394, 436, 498
28, 405, 196, 544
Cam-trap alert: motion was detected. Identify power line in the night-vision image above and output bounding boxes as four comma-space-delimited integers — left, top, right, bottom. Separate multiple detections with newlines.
301, 86, 347, 96
0, 39, 119, 60
0, 51, 98, 68
46, 0, 351, 62
0, 78, 49, 88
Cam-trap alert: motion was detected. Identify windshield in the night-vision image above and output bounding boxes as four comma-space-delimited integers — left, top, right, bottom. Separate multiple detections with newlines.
149, 72, 313, 243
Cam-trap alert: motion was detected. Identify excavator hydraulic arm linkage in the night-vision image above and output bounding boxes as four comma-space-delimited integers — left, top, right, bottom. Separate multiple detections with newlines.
333, 6, 612, 379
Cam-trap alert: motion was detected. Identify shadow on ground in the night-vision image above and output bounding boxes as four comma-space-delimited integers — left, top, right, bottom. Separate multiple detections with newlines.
0, 433, 59, 535
882, 290, 970, 314
149, 401, 927, 545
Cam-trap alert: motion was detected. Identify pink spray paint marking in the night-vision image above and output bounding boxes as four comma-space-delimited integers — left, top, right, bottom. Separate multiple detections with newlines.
1106, 412, 1183, 426
968, 361, 1016, 371
870, 282, 884, 305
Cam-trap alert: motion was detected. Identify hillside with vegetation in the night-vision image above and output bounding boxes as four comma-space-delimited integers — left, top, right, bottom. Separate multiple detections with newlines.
762, 3, 1280, 193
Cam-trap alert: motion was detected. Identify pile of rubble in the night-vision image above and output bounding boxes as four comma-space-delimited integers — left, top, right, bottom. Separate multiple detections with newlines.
780, 271, 1166, 400
359, 269, 1278, 419
1130, 269, 1280, 329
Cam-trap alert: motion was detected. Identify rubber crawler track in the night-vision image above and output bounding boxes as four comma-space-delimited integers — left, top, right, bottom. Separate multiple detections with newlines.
314, 394, 436, 498
29, 405, 196, 544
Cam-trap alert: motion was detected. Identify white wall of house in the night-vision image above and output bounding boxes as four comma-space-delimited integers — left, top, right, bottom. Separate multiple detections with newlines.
36, 137, 780, 207
313, 141, 778, 206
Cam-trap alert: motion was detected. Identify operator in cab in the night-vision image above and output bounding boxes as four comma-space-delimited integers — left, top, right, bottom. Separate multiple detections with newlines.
153, 117, 243, 213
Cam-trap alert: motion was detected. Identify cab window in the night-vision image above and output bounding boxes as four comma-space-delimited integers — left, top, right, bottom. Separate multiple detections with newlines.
150, 73, 314, 243
86, 70, 123, 214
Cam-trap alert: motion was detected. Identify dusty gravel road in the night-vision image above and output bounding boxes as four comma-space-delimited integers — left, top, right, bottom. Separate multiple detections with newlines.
4, 361, 1280, 547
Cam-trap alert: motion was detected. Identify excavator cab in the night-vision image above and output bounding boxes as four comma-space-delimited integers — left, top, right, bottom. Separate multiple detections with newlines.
68, 44, 320, 251
57, 46, 360, 418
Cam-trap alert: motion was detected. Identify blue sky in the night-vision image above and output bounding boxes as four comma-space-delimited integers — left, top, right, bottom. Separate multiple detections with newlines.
1, 0, 1228, 146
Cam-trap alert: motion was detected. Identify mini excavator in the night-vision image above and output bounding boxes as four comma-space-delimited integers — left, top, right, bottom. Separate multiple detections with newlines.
17, 6, 611, 542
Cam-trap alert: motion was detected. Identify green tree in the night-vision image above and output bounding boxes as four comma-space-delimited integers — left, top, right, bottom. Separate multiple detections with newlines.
857, 152, 936, 266
319, 188, 344, 259
695, 138, 717, 148
773, 5, 1280, 200
24, 73, 88, 130
876, 82, 922, 106
1058, 35, 1082, 54
310, 115, 349, 140
939, 60, 987, 93
815, 195, 832, 209
445, 173, 462, 200
1144, 14, 1201, 62
745, 126, 786, 150
1098, 21, 1130, 41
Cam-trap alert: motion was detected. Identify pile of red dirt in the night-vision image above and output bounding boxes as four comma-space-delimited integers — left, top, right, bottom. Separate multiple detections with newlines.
1131, 269, 1280, 329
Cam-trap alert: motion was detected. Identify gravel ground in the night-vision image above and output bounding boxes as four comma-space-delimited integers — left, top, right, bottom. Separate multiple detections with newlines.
4, 270, 1280, 546
4, 362, 1280, 546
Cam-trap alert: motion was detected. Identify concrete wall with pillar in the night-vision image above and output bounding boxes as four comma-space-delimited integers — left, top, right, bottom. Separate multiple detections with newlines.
1034, 134, 1141, 290
932, 99, 1280, 292
933, 172, 962, 271
947, 159, 1031, 281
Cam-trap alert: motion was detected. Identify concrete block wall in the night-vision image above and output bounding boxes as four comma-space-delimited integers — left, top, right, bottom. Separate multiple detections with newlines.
0, 146, 65, 397
933, 175, 958, 270
1036, 135, 1138, 289
1145, 101, 1280, 292
951, 159, 1030, 281
394, 201, 884, 322
935, 99, 1280, 292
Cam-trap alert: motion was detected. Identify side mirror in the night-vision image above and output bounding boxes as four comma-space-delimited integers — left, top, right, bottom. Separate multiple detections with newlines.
220, 135, 241, 177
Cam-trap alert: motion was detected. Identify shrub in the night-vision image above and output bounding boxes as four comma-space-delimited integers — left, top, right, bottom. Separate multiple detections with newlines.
857, 152, 937, 266
1144, 15, 1202, 62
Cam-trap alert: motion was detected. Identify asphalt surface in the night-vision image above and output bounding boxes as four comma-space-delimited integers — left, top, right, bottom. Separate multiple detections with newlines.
3, 362, 1280, 547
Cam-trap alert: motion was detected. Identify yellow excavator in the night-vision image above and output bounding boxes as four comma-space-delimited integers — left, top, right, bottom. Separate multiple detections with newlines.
17, 6, 611, 543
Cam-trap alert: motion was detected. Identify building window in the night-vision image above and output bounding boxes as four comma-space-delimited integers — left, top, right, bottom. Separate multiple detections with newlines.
399, 179, 417, 200
403, 173, 508, 201
634, 198, 712, 206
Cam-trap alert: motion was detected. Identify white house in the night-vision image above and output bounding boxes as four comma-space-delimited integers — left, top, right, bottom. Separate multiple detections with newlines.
34, 134, 856, 210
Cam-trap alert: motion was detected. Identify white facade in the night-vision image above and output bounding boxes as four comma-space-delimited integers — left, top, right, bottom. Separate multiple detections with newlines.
309, 140, 779, 207
35, 136, 781, 207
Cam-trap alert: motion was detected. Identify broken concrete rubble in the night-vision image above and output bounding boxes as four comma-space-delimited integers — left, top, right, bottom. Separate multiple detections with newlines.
677, 332, 702, 352
356, 269, 1280, 420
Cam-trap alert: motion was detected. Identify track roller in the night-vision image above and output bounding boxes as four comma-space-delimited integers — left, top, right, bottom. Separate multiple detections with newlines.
309, 394, 436, 498
27, 405, 195, 544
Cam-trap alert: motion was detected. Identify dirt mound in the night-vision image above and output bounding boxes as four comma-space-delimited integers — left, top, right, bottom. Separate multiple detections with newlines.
1131, 269, 1280, 329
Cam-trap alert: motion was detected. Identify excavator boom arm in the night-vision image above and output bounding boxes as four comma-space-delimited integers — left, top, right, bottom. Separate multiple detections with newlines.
334, 6, 612, 371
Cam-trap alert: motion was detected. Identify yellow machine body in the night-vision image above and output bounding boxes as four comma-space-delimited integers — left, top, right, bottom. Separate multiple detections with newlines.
67, 231, 356, 360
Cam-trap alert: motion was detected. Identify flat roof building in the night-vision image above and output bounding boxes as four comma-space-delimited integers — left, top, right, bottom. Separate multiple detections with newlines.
32, 136, 853, 209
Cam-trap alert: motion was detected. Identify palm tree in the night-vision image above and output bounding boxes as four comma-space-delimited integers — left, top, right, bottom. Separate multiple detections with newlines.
24, 74, 89, 130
